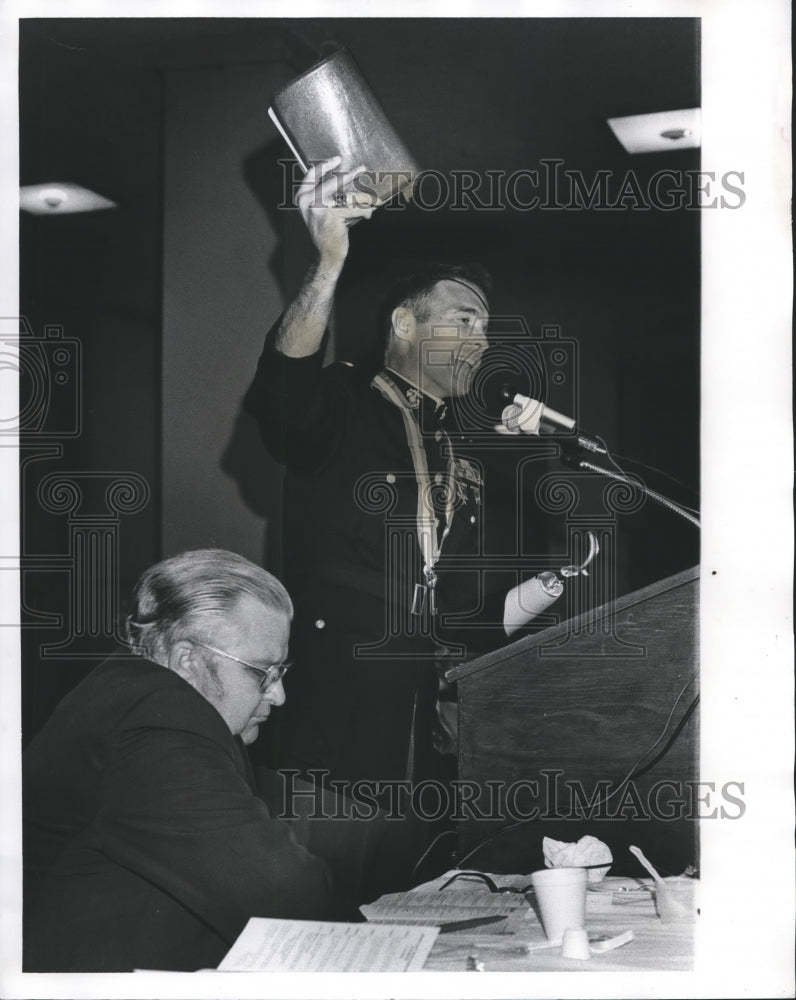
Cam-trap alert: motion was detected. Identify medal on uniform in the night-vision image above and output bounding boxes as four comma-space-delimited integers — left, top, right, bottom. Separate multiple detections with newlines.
411, 567, 438, 616
411, 583, 427, 616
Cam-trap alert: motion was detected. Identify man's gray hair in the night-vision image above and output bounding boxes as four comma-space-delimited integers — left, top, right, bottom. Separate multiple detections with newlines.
125, 549, 293, 663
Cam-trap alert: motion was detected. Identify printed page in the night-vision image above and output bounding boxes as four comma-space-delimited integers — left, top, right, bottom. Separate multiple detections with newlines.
217, 918, 438, 973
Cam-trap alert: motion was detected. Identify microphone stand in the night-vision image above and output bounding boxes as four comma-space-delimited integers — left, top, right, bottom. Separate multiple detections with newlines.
560, 444, 701, 529
493, 390, 700, 529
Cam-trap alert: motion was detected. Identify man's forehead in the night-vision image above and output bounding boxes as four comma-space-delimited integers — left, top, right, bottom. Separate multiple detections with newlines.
226, 594, 288, 634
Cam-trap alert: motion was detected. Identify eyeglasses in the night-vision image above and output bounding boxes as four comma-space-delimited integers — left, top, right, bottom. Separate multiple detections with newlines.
438, 871, 534, 894
191, 640, 292, 692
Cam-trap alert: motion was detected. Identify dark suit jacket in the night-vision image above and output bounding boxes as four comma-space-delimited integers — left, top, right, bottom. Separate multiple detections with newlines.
23, 655, 343, 971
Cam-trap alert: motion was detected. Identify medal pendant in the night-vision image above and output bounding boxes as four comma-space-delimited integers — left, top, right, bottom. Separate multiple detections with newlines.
411, 583, 427, 616
424, 569, 438, 616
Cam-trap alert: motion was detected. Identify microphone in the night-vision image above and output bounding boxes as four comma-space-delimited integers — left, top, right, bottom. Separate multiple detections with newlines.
496, 388, 607, 455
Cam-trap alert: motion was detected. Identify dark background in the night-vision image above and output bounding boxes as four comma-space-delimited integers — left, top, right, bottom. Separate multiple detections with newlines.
19, 17, 700, 740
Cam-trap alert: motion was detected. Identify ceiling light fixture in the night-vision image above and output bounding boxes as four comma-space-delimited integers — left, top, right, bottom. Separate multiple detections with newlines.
607, 109, 701, 154
20, 182, 117, 215
660, 128, 692, 141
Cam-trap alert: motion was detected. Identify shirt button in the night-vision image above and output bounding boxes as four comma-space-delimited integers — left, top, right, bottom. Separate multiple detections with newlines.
470, 515, 476, 524
386, 473, 396, 484
315, 619, 326, 629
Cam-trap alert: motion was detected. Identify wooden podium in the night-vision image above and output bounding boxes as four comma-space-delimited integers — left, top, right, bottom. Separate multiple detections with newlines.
446, 566, 699, 877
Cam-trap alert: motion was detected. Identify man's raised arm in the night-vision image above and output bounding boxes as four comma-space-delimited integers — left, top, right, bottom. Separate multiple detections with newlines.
275, 156, 374, 358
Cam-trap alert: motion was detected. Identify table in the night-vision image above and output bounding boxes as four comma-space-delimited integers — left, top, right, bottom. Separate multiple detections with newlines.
417, 872, 694, 973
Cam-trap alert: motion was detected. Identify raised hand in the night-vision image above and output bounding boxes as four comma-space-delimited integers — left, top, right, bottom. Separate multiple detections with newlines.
295, 156, 375, 268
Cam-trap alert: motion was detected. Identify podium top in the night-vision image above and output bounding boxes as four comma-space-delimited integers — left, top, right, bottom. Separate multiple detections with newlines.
445, 565, 699, 683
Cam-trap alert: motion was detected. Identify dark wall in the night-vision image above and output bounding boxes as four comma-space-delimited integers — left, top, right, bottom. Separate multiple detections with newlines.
160, 59, 289, 564
19, 26, 163, 737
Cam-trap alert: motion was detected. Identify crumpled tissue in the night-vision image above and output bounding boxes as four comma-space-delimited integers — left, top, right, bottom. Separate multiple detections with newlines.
543, 835, 613, 883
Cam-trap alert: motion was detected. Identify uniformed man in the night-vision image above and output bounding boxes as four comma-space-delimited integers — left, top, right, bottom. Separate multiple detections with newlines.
246, 157, 538, 795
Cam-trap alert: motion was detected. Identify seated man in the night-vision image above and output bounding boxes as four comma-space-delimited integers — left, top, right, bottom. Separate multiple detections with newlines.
23, 549, 367, 972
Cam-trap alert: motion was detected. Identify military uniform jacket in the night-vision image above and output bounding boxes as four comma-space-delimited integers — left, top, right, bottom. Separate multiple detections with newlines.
245, 336, 498, 654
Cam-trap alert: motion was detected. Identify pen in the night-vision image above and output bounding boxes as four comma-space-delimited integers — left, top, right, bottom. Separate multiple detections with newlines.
438, 915, 508, 934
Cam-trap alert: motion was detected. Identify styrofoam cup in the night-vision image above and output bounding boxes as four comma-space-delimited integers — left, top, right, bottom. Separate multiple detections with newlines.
655, 877, 697, 923
529, 867, 588, 944
561, 927, 591, 960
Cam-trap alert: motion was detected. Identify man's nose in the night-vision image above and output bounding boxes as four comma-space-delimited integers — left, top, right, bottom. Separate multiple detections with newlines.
467, 323, 488, 350
262, 679, 286, 707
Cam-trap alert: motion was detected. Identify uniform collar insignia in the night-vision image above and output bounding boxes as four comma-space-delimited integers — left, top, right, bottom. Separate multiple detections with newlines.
383, 368, 447, 419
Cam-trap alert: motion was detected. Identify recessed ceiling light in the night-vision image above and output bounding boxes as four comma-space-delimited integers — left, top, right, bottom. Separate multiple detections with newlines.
607, 108, 701, 154
20, 182, 117, 215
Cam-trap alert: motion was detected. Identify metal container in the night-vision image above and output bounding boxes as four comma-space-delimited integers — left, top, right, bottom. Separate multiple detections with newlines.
269, 49, 421, 205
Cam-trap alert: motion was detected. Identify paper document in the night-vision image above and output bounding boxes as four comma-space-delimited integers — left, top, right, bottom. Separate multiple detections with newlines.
361, 888, 527, 926
217, 917, 438, 972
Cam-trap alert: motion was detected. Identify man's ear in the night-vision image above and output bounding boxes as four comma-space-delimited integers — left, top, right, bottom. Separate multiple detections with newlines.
167, 640, 202, 686
391, 306, 415, 342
